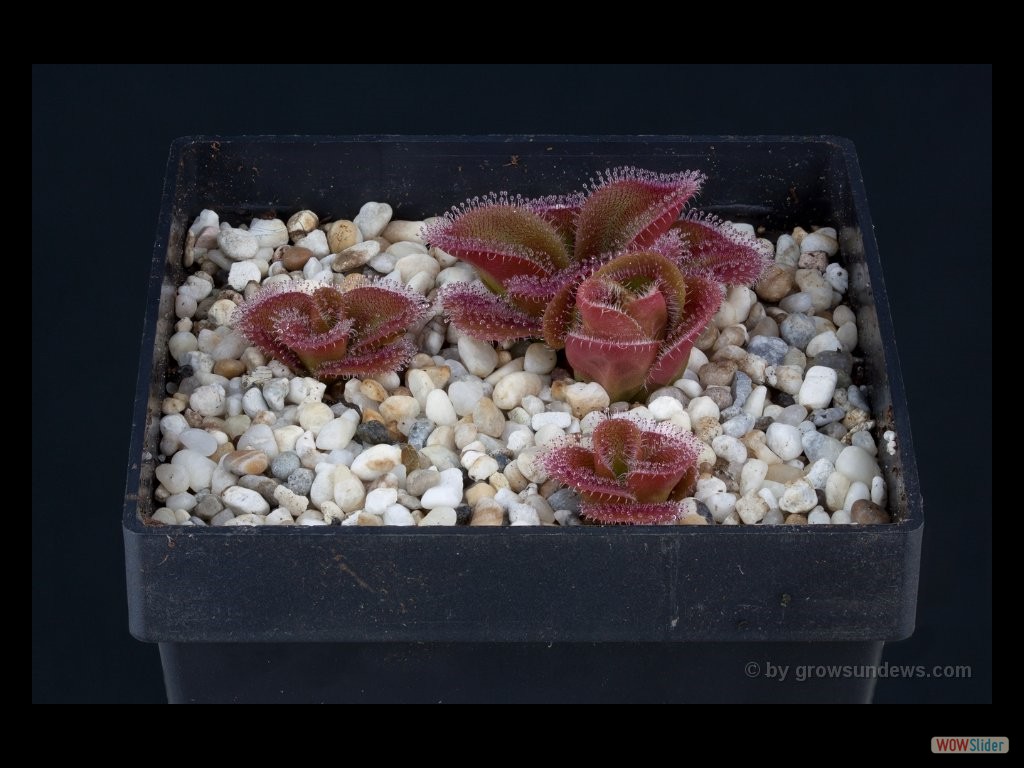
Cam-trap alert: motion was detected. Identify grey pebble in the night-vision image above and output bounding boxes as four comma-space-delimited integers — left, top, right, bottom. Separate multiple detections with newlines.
647, 386, 688, 406
776, 404, 809, 427
356, 420, 393, 446
286, 468, 315, 496
238, 475, 279, 503
554, 509, 583, 526
812, 350, 853, 374
801, 430, 844, 464
406, 418, 433, 449
821, 422, 848, 439
847, 385, 871, 413
811, 407, 846, 427
194, 494, 224, 520
779, 292, 814, 314
695, 501, 714, 524
270, 451, 301, 480
746, 336, 789, 366
851, 430, 877, 453
780, 313, 818, 350
455, 504, 472, 524
406, 468, 441, 497
704, 386, 733, 409
774, 391, 796, 407
722, 412, 756, 438
719, 404, 742, 420
547, 488, 581, 514
731, 371, 753, 408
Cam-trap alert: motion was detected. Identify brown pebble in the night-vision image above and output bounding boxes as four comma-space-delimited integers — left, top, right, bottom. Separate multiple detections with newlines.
161, 395, 188, 415
362, 408, 385, 424
422, 365, 451, 389
470, 498, 504, 526
850, 499, 891, 524
504, 461, 530, 492
749, 316, 780, 338
713, 325, 747, 352
843, 408, 872, 430
755, 264, 796, 302
699, 360, 738, 388
223, 449, 269, 475
678, 512, 709, 526
465, 482, 496, 507
473, 397, 505, 438
745, 302, 766, 327
400, 444, 426, 473
694, 322, 719, 351
331, 243, 375, 272
339, 273, 369, 292
703, 386, 733, 410
798, 251, 829, 271
201, 417, 228, 432
326, 220, 360, 253
548, 379, 570, 402
279, 245, 313, 271
784, 513, 808, 525
356, 511, 383, 526
766, 464, 804, 484
183, 409, 204, 428
360, 379, 388, 402
539, 478, 561, 497
213, 359, 246, 379
209, 443, 234, 462
488, 473, 510, 491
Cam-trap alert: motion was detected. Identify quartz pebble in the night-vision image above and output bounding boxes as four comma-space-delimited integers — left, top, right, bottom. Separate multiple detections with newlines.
350, 444, 402, 481
835, 446, 881, 486
458, 337, 498, 377
766, 423, 802, 461
798, 366, 838, 410
779, 480, 817, 514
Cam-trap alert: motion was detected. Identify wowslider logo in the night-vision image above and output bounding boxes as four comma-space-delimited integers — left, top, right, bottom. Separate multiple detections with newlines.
932, 738, 1009, 754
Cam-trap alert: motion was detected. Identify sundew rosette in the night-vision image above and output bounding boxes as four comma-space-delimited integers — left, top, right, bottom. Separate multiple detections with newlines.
429, 167, 770, 401
541, 415, 704, 524
234, 279, 430, 381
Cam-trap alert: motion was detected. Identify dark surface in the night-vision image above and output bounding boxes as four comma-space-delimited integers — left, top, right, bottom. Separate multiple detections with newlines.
161, 641, 885, 704
126, 138, 921, 655
32, 65, 991, 704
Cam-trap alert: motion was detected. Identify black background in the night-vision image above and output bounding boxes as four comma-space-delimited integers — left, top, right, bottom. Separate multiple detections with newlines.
32, 65, 992, 704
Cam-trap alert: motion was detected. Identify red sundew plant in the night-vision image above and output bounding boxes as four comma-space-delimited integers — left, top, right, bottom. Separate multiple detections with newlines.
541, 416, 703, 524
234, 280, 430, 380
428, 168, 770, 401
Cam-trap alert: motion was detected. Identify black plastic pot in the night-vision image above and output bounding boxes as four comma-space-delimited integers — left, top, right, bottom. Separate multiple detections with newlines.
124, 136, 923, 703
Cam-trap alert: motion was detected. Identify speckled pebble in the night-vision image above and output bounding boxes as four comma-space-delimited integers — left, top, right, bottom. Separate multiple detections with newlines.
285, 468, 315, 497
780, 313, 818, 350
356, 420, 393, 445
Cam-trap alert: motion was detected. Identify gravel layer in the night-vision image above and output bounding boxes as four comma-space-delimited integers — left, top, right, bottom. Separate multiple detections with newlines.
149, 208, 895, 527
